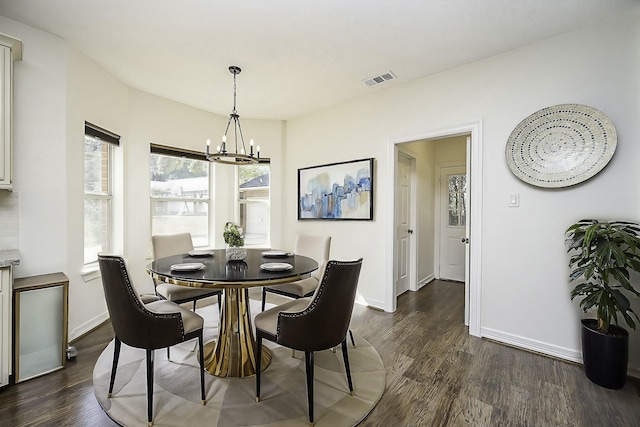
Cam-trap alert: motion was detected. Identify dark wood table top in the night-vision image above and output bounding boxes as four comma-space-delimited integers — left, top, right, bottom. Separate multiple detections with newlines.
146, 248, 318, 288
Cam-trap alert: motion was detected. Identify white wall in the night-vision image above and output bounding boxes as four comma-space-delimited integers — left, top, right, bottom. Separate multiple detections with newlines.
434, 136, 466, 165
3, 18, 68, 281
67, 40, 130, 336
284, 10, 640, 373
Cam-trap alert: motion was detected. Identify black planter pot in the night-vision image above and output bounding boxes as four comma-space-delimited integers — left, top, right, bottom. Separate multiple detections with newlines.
581, 319, 629, 389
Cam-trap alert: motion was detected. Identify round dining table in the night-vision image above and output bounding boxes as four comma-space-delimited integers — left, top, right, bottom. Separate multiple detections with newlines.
146, 248, 318, 378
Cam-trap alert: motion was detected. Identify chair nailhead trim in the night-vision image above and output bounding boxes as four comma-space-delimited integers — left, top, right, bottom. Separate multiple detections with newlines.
102, 255, 185, 338
276, 260, 359, 337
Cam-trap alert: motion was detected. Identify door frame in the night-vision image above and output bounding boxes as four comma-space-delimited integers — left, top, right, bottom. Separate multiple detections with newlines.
385, 120, 483, 337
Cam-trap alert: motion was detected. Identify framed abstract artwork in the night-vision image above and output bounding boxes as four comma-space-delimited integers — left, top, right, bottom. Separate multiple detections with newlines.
298, 158, 374, 220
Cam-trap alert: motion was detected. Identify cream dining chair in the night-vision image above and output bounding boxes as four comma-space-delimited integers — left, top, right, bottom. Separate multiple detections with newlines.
152, 233, 222, 359
261, 234, 331, 311
151, 233, 222, 309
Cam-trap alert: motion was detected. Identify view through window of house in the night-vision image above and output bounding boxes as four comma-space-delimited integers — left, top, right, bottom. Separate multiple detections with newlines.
150, 147, 210, 247
238, 163, 270, 246
448, 174, 467, 227
84, 133, 113, 265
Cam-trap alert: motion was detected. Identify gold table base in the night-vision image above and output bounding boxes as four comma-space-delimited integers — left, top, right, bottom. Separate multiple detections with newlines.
202, 288, 271, 377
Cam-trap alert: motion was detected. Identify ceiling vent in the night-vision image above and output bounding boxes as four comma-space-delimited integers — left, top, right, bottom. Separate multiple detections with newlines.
363, 71, 397, 87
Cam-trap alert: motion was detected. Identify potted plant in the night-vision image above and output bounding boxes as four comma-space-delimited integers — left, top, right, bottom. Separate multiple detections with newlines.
565, 219, 640, 389
223, 221, 247, 261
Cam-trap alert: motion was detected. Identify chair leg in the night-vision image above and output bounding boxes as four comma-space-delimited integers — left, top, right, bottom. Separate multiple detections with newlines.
305, 351, 314, 425
349, 329, 356, 348
146, 349, 154, 427
255, 335, 262, 402
167, 346, 171, 360
217, 292, 222, 308
108, 337, 122, 398
261, 288, 267, 311
192, 300, 197, 311
199, 334, 206, 405
341, 339, 354, 396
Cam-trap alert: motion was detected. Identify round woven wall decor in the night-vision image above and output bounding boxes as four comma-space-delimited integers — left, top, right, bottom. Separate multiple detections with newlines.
505, 103, 617, 188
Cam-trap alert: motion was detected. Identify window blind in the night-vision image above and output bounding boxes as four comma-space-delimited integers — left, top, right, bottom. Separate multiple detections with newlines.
85, 122, 121, 146
150, 143, 207, 161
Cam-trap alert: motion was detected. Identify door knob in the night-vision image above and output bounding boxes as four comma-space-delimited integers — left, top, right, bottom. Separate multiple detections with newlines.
408, 229, 414, 234
461, 237, 469, 243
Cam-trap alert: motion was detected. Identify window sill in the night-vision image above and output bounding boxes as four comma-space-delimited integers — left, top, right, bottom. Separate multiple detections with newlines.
81, 263, 101, 282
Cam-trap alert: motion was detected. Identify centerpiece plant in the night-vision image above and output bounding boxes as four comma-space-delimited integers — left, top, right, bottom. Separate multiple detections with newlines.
223, 222, 247, 261
223, 222, 245, 247
565, 219, 640, 389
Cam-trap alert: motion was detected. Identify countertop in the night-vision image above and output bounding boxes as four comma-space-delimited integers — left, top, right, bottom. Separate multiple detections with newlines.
0, 249, 20, 267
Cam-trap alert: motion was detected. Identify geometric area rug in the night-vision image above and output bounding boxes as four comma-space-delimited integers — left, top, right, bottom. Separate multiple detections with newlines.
93, 300, 385, 426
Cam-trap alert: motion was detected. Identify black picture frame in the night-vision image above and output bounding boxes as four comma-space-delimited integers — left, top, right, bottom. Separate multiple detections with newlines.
298, 158, 374, 220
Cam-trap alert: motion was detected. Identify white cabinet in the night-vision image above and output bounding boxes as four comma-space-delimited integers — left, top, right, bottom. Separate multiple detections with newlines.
0, 33, 22, 191
0, 266, 13, 386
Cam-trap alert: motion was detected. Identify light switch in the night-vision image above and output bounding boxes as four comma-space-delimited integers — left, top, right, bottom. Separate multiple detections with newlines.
509, 193, 520, 207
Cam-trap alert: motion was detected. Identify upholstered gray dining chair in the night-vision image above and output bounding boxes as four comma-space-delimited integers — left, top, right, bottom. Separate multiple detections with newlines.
261, 234, 331, 311
98, 255, 206, 427
254, 258, 363, 425
152, 233, 222, 309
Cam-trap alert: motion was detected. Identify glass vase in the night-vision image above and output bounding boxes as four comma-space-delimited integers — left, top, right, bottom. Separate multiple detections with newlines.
226, 244, 247, 262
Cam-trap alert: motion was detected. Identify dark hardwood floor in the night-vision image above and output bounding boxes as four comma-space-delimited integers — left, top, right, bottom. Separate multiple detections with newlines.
1, 280, 639, 426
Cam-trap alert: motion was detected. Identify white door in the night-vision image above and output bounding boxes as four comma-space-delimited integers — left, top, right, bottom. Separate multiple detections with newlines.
439, 166, 467, 282
395, 153, 412, 296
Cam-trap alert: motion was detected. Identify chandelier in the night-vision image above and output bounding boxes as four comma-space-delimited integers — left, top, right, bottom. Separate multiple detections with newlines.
206, 66, 260, 165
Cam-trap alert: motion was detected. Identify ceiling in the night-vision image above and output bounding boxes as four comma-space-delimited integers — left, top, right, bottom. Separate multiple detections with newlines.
0, 0, 637, 120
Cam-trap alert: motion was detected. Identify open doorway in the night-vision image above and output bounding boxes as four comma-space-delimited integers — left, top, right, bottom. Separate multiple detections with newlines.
385, 121, 482, 337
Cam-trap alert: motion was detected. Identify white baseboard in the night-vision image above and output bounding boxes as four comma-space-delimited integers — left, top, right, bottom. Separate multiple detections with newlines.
417, 274, 435, 290
358, 296, 384, 311
358, 275, 432, 312
481, 326, 640, 380
481, 327, 582, 363
69, 311, 109, 343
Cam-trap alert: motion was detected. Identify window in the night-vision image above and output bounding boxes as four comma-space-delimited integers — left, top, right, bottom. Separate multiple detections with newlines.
447, 174, 467, 227
238, 163, 270, 246
84, 123, 119, 265
150, 144, 210, 247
